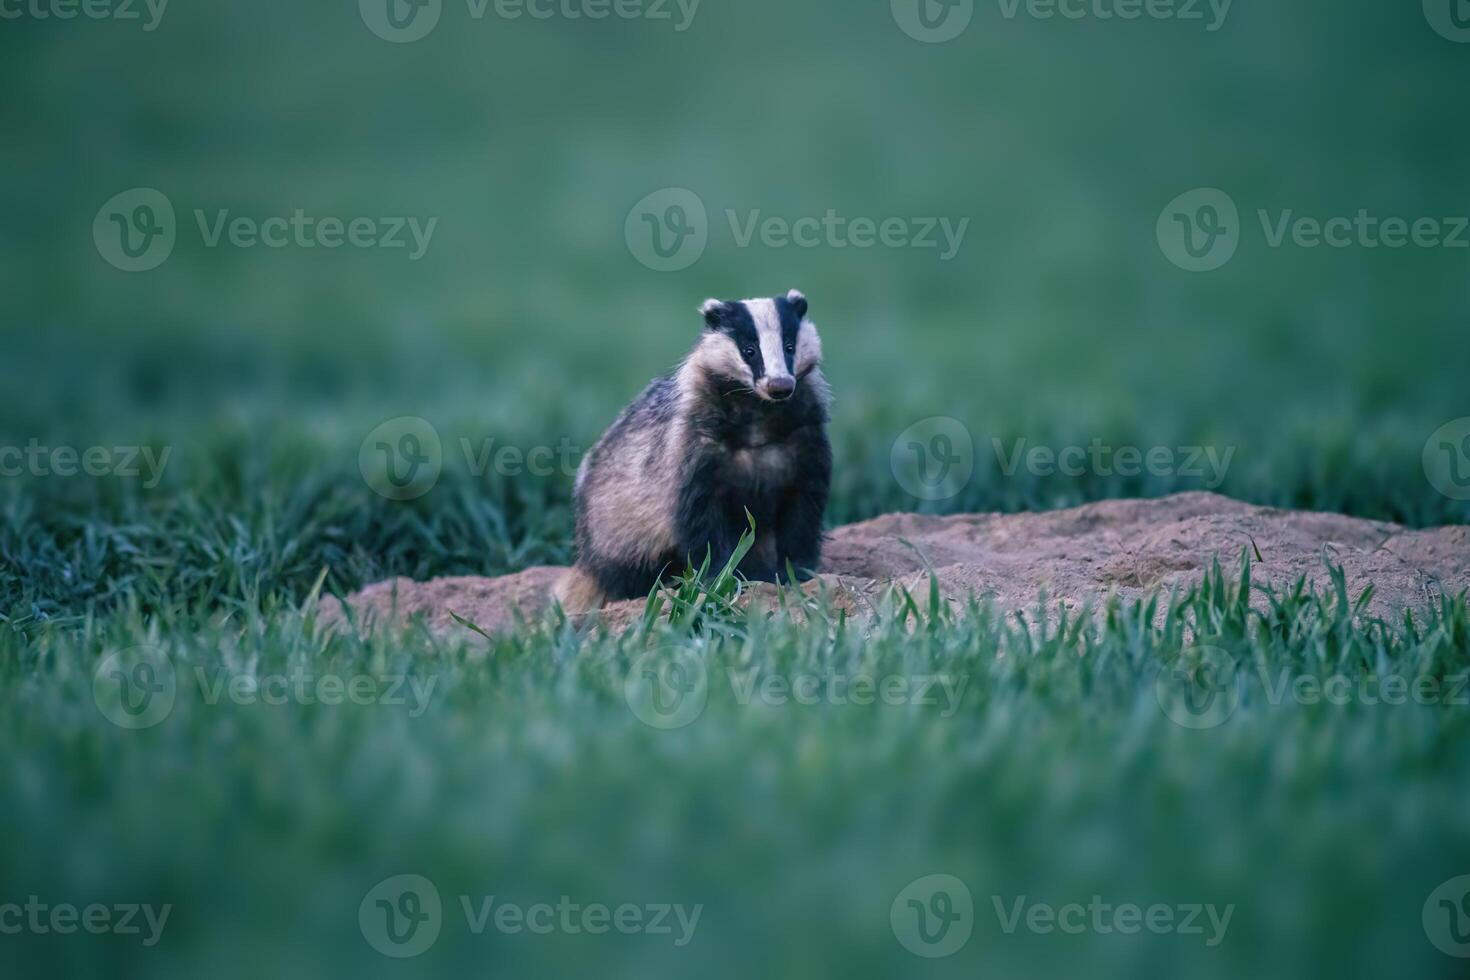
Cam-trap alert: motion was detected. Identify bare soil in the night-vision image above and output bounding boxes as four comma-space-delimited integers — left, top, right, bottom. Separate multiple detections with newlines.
319, 493, 1470, 637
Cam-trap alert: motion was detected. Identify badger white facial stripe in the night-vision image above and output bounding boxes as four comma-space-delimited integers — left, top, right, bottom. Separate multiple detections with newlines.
794, 320, 822, 376
689, 331, 753, 386
744, 298, 791, 382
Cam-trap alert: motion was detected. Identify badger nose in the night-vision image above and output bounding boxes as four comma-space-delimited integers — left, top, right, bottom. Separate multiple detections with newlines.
766, 377, 796, 401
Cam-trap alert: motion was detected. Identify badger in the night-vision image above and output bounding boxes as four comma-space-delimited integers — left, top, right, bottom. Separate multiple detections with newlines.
555, 289, 832, 613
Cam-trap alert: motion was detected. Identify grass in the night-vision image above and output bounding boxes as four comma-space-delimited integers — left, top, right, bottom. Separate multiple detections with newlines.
2, 312, 1466, 980
3, 342, 1466, 629
2, 560, 1468, 979
4, 0, 1470, 975
3, 241, 1467, 980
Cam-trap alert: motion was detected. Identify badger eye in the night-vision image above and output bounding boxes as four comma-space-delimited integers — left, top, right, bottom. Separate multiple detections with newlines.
742, 346, 756, 357
785, 343, 796, 354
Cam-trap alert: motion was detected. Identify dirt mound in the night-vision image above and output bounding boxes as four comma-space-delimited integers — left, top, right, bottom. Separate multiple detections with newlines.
319, 493, 1470, 637
320, 566, 566, 636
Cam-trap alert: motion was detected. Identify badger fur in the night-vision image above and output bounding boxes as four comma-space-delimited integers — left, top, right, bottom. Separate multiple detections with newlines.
556, 289, 832, 613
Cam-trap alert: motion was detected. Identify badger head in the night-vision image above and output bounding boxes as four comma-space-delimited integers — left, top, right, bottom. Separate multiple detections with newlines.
693, 289, 823, 403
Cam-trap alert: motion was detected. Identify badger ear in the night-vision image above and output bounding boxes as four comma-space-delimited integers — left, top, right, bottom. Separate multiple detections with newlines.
700, 298, 726, 330
786, 289, 808, 319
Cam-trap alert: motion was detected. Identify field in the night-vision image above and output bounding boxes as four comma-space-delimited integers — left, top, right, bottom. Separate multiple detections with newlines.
3, 0, 1470, 977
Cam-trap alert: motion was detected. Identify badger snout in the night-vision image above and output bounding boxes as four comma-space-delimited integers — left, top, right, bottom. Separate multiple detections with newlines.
764, 376, 796, 401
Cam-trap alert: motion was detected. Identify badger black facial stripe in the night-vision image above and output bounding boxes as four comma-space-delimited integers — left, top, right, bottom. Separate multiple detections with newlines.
719, 303, 763, 380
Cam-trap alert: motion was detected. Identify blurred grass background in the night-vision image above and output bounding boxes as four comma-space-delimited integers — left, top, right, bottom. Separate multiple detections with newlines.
4, 0, 1470, 618
2, 0, 1470, 977
3, 3, 1469, 598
